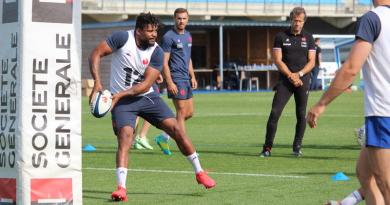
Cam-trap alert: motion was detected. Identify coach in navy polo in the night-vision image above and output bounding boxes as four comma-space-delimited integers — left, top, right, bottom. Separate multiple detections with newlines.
260, 7, 316, 157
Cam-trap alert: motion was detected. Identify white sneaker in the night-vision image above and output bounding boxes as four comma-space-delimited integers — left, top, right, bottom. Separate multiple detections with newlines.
136, 136, 153, 150
132, 136, 145, 150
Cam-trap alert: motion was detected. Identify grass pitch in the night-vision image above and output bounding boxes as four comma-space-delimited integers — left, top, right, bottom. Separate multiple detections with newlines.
82, 91, 364, 204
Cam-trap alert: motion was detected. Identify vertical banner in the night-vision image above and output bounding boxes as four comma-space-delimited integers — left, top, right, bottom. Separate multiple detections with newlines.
21, 0, 82, 204
1, 0, 82, 204
0, 0, 19, 204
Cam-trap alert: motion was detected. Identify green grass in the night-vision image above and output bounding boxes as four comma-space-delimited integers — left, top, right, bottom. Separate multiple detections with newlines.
82, 91, 364, 204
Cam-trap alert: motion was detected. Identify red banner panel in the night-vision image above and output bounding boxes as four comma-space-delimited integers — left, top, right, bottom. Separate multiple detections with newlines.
31, 178, 72, 205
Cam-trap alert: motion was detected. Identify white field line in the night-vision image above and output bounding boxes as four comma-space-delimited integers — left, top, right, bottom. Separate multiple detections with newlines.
83, 111, 362, 118
84, 167, 307, 179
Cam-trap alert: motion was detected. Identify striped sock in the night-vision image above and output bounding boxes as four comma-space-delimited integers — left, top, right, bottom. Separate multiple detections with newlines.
340, 190, 363, 205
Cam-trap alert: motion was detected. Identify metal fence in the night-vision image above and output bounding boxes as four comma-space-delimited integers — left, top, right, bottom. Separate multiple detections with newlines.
82, 0, 372, 17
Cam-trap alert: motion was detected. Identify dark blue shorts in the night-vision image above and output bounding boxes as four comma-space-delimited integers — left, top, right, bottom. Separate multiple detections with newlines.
168, 80, 193, 100
111, 95, 174, 135
365, 116, 390, 148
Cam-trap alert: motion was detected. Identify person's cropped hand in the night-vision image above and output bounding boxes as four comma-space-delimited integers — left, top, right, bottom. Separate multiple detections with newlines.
307, 103, 326, 128
167, 82, 178, 95
110, 92, 124, 111
191, 78, 198, 89
156, 74, 164, 84
89, 81, 103, 103
288, 73, 303, 87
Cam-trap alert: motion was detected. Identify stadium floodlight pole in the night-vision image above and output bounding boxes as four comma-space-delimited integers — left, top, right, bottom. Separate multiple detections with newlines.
219, 24, 224, 90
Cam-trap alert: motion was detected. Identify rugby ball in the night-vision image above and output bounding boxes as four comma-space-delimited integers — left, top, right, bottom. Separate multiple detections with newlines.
90, 90, 112, 118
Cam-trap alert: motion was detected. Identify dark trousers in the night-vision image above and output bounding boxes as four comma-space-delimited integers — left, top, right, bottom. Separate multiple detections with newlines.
263, 76, 310, 151
310, 66, 320, 90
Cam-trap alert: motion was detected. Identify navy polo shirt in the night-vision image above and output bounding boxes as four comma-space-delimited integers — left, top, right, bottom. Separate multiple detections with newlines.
355, 10, 382, 43
273, 29, 315, 74
161, 29, 192, 81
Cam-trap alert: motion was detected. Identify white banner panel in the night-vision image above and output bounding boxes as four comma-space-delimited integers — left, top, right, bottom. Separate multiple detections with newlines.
0, 0, 19, 204
1, 0, 82, 204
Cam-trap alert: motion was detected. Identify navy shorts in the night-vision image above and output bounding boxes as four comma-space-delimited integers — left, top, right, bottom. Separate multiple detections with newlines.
365, 116, 390, 148
111, 95, 174, 135
168, 80, 193, 100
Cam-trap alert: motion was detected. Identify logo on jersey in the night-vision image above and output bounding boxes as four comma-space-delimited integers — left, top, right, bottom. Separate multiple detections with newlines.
2, 0, 18, 23
142, 59, 149, 65
283, 38, 291, 46
32, 0, 73, 23
283, 40, 291, 46
301, 37, 307, 48
177, 43, 183, 48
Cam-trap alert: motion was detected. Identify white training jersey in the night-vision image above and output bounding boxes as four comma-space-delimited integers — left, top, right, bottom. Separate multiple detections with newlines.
110, 30, 158, 96
361, 6, 390, 117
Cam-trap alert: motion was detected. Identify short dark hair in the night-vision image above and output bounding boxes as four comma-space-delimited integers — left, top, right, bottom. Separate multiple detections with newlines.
174, 8, 188, 17
135, 12, 161, 30
315, 37, 320, 42
289, 7, 307, 21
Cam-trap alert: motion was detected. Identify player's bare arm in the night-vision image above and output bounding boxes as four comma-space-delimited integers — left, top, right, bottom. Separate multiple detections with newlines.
189, 59, 197, 89
307, 39, 372, 128
111, 66, 160, 108
88, 40, 113, 103
162, 52, 178, 95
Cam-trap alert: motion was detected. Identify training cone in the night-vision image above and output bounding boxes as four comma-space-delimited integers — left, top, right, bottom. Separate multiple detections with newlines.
331, 172, 349, 181
82, 144, 96, 152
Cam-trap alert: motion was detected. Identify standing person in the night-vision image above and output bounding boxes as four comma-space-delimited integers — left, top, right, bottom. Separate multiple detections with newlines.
307, 1, 390, 203
260, 7, 316, 157
154, 8, 197, 156
310, 37, 322, 90
89, 12, 216, 202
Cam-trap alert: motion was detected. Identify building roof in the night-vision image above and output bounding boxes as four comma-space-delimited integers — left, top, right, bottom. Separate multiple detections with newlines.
82, 19, 290, 29
313, 34, 355, 48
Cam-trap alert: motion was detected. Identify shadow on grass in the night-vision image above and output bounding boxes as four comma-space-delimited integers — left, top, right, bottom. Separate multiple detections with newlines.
194, 149, 352, 160
262, 143, 360, 151
83, 189, 204, 202
300, 171, 356, 177
84, 149, 171, 156
84, 143, 360, 160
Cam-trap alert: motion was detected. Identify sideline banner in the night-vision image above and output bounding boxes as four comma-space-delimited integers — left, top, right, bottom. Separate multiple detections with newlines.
0, 0, 82, 204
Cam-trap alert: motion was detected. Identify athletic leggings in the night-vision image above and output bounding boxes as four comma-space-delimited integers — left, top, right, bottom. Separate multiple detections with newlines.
263, 76, 310, 151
